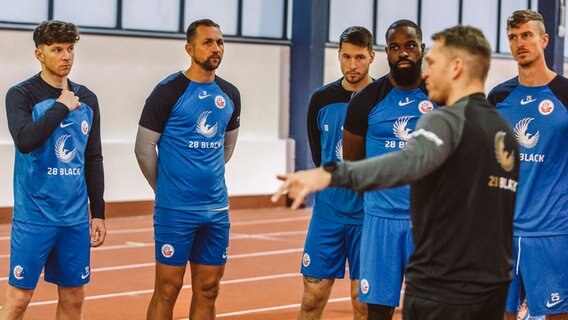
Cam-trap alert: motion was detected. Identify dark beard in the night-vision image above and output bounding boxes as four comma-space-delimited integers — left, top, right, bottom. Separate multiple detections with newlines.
195, 55, 221, 71
389, 58, 422, 87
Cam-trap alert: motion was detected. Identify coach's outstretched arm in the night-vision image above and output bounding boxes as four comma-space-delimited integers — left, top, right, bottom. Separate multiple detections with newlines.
134, 125, 161, 192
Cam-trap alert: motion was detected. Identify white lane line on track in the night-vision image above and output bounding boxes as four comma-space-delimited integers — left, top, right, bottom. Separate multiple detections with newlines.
0, 215, 310, 241
0, 248, 304, 281
214, 297, 351, 318
27, 273, 302, 307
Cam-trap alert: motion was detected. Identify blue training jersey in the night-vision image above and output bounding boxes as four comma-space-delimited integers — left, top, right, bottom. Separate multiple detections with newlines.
139, 72, 241, 211
5, 73, 105, 226
488, 75, 568, 236
344, 75, 436, 219
307, 79, 364, 224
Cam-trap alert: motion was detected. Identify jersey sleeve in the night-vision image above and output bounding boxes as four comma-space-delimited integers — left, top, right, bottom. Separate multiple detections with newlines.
307, 91, 323, 167
138, 84, 178, 134
344, 77, 390, 137
216, 76, 241, 131
487, 77, 518, 106
79, 87, 105, 219
6, 85, 69, 153
548, 75, 568, 109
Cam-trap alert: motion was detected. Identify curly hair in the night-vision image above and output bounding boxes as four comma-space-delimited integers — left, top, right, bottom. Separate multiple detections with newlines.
33, 20, 80, 47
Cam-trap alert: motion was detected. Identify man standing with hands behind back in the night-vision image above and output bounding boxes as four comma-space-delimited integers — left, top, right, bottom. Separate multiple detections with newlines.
135, 19, 241, 320
488, 9, 568, 320
2, 20, 106, 320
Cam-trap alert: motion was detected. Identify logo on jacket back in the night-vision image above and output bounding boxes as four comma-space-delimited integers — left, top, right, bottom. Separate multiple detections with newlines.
514, 118, 539, 149
55, 135, 77, 163
196, 111, 219, 138
494, 131, 515, 172
488, 131, 518, 192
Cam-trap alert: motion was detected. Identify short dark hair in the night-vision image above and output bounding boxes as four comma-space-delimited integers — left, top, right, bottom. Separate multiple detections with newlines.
186, 19, 221, 43
431, 25, 492, 80
385, 19, 422, 43
33, 20, 79, 47
339, 26, 374, 51
507, 9, 546, 33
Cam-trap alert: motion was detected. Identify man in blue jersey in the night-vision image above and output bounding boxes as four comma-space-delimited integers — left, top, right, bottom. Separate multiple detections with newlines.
488, 10, 568, 320
342, 20, 435, 319
301, 26, 374, 320
135, 19, 240, 320
273, 25, 519, 320
2, 20, 106, 319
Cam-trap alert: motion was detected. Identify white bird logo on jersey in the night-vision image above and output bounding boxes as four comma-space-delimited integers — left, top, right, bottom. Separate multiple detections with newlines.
514, 118, 539, 148
55, 135, 77, 163
393, 116, 413, 141
335, 139, 343, 160
494, 131, 515, 172
196, 111, 218, 138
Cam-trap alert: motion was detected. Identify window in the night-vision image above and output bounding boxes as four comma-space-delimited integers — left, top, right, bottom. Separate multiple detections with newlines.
242, 0, 286, 38
54, 0, 117, 28
329, 0, 374, 43
184, 0, 239, 35
0, 0, 47, 24
122, 0, 180, 32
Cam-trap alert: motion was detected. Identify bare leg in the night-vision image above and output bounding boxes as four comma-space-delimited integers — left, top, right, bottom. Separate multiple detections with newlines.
298, 276, 334, 320
56, 286, 85, 320
350, 279, 367, 320
188, 262, 225, 320
146, 262, 186, 320
0, 285, 34, 320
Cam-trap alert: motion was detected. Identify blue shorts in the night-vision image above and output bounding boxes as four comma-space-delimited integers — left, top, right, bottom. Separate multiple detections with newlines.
301, 214, 362, 279
9, 221, 91, 289
505, 235, 568, 316
154, 207, 230, 266
359, 215, 414, 306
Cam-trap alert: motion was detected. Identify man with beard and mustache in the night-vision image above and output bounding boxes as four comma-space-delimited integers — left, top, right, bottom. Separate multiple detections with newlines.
135, 19, 241, 320
488, 10, 568, 320
300, 26, 374, 320
342, 20, 436, 320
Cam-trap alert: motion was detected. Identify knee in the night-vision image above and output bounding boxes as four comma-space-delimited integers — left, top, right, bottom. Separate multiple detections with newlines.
58, 287, 85, 309
193, 279, 221, 301
156, 279, 184, 303
5, 288, 34, 313
301, 291, 327, 313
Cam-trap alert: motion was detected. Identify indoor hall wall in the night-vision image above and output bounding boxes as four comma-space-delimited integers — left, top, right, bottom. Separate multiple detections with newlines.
324, 48, 526, 98
0, 29, 292, 207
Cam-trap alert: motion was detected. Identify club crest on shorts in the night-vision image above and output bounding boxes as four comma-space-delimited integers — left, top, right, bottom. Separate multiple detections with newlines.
302, 253, 311, 267
161, 244, 175, 258
360, 278, 370, 294
13, 265, 24, 280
